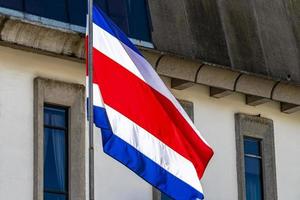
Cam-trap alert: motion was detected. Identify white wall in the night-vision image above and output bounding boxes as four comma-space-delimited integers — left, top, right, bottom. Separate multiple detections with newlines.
169, 78, 300, 200
0, 46, 152, 200
0, 46, 300, 200
0, 46, 84, 200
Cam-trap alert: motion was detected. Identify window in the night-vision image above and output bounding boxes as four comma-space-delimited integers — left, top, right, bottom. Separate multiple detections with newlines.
235, 113, 277, 200
98, 0, 153, 43
44, 106, 68, 200
0, 0, 152, 43
244, 137, 263, 200
34, 77, 85, 200
153, 99, 194, 200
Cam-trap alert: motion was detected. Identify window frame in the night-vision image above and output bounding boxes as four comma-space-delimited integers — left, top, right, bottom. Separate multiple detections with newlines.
43, 105, 69, 199
235, 113, 278, 200
34, 77, 85, 200
243, 136, 264, 200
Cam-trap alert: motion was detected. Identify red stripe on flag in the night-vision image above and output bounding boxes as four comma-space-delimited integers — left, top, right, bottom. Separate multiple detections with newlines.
93, 48, 213, 178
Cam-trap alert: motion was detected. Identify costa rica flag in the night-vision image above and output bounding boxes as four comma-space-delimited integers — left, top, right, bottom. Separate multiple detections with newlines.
86, 5, 214, 200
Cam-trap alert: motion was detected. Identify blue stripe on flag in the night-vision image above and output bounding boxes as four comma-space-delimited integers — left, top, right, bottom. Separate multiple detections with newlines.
87, 98, 110, 129
93, 105, 205, 200
93, 105, 110, 129
92, 5, 142, 57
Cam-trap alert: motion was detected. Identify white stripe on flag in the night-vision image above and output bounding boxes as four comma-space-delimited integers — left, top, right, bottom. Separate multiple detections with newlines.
104, 104, 204, 193
93, 24, 145, 82
86, 78, 104, 107
92, 23, 210, 145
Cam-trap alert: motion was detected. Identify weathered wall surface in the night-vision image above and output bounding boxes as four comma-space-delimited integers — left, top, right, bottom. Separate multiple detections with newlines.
148, 0, 300, 84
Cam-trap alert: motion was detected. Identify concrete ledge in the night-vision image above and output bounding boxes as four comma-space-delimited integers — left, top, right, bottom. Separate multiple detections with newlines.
196, 65, 240, 90
235, 75, 276, 98
281, 103, 300, 114
0, 18, 84, 59
210, 87, 233, 98
140, 49, 162, 69
1, 14, 300, 113
156, 55, 200, 82
171, 78, 195, 90
272, 83, 300, 105
246, 95, 270, 106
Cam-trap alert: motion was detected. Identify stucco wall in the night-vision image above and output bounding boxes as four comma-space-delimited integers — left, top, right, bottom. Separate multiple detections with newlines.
0, 46, 152, 200
0, 46, 84, 200
169, 78, 300, 200
0, 46, 300, 200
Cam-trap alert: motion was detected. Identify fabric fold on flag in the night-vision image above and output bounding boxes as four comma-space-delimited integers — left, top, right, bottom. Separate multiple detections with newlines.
86, 5, 214, 200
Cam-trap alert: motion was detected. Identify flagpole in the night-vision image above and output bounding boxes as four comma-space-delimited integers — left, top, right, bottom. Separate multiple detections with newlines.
88, 0, 94, 199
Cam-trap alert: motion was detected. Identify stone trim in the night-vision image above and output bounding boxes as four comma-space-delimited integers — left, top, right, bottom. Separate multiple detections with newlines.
157, 55, 200, 82
177, 99, 194, 122
152, 188, 161, 200
235, 113, 277, 200
34, 77, 85, 200
1, 14, 300, 112
1, 17, 85, 58
235, 74, 276, 98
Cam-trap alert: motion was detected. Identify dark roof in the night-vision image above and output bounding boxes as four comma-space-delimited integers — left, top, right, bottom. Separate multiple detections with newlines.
0, 0, 299, 84
148, 0, 300, 85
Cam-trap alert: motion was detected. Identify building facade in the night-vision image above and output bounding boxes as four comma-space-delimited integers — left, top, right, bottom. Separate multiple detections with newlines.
0, 0, 299, 200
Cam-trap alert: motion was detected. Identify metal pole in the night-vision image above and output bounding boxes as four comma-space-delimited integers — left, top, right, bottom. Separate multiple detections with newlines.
88, 0, 94, 199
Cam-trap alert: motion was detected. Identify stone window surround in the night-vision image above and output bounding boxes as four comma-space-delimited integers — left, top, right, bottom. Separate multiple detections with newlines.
33, 77, 85, 200
235, 113, 277, 200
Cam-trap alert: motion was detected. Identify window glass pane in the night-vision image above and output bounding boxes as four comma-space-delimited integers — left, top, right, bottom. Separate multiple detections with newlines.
0, 0, 23, 11
94, 0, 108, 12
42, 0, 68, 22
127, 0, 151, 42
245, 156, 261, 178
107, 0, 129, 33
244, 137, 261, 156
244, 137, 263, 200
44, 192, 66, 200
44, 128, 67, 192
245, 157, 263, 200
24, 0, 69, 22
44, 107, 66, 128
68, 0, 86, 26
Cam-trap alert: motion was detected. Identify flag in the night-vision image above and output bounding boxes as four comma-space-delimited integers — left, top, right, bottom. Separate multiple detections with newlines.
86, 5, 214, 200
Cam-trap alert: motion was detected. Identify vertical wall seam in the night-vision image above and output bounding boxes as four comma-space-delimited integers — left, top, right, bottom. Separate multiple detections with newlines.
194, 63, 205, 83
270, 81, 281, 100
154, 54, 164, 71
233, 73, 244, 91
